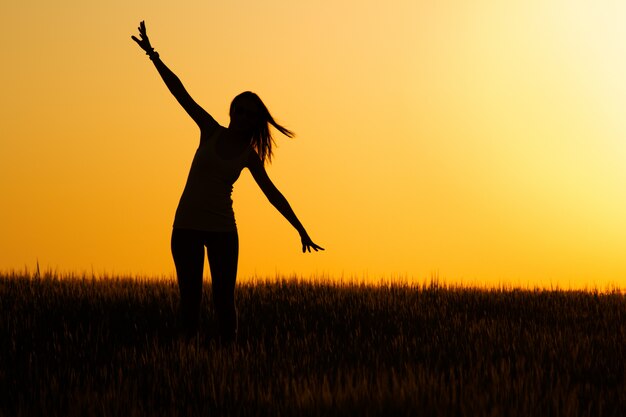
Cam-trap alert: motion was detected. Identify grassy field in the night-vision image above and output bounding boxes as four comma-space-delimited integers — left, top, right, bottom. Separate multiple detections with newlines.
1, 271, 625, 416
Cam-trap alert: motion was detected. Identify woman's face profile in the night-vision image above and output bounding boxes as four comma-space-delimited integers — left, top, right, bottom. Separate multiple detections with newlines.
230, 99, 261, 134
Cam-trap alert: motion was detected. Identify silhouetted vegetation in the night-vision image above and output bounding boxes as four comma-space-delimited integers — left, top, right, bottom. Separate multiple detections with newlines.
2, 271, 625, 416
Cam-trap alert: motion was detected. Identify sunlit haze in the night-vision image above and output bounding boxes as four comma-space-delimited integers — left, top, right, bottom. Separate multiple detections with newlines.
1, 1, 625, 288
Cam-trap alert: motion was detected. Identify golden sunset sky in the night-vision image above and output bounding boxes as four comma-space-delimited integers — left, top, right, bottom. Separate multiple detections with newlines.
1, 1, 625, 288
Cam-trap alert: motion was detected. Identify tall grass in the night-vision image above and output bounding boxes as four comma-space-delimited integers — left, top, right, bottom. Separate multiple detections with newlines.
1, 271, 625, 416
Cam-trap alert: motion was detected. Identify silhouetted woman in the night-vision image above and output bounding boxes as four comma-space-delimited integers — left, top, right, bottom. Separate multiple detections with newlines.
132, 21, 323, 344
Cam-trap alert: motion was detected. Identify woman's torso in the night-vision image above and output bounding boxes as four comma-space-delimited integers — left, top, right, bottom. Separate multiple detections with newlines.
173, 126, 252, 232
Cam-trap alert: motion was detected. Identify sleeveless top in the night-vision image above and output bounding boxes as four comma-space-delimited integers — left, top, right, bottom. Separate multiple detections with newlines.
173, 126, 252, 232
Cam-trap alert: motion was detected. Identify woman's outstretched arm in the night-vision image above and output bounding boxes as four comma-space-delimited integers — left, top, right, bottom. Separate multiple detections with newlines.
132, 21, 217, 130
247, 152, 324, 253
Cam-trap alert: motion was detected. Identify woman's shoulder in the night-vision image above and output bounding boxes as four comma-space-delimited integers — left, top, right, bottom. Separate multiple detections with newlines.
200, 124, 226, 145
244, 148, 262, 168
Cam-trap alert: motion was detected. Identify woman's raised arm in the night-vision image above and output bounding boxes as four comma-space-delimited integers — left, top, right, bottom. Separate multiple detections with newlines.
132, 21, 217, 130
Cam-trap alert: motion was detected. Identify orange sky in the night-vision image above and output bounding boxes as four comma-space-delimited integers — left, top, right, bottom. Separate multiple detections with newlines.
1, 1, 625, 288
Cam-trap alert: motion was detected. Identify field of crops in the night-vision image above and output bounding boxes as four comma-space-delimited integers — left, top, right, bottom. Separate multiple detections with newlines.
2, 271, 625, 416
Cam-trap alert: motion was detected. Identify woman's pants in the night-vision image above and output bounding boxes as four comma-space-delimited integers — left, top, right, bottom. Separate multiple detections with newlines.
171, 228, 238, 343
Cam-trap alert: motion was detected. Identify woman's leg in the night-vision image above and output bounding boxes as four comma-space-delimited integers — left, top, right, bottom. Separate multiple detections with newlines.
171, 228, 205, 339
205, 231, 239, 344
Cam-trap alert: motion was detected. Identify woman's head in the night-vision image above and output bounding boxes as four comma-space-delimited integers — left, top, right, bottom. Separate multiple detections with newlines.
229, 91, 294, 165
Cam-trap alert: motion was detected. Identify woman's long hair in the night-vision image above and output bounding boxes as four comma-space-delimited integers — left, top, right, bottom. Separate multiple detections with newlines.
229, 91, 294, 165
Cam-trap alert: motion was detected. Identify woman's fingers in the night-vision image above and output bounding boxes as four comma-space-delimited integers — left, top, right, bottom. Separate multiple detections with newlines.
131, 35, 148, 51
302, 241, 325, 253
131, 35, 144, 49
132, 21, 153, 53
131, 20, 152, 52
310, 243, 324, 251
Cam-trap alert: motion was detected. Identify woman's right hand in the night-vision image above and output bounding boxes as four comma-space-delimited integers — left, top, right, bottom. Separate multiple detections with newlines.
131, 21, 155, 55
301, 232, 325, 253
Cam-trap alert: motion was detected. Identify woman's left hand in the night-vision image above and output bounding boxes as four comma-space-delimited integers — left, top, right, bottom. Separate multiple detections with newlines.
301, 233, 324, 253
131, 20, 155, 55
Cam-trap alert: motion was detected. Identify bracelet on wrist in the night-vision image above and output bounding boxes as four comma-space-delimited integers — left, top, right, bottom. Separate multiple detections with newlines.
146, 48, 159, 61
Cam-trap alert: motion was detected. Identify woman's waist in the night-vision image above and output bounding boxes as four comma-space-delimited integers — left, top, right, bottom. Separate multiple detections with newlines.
176, 192, 233, 211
